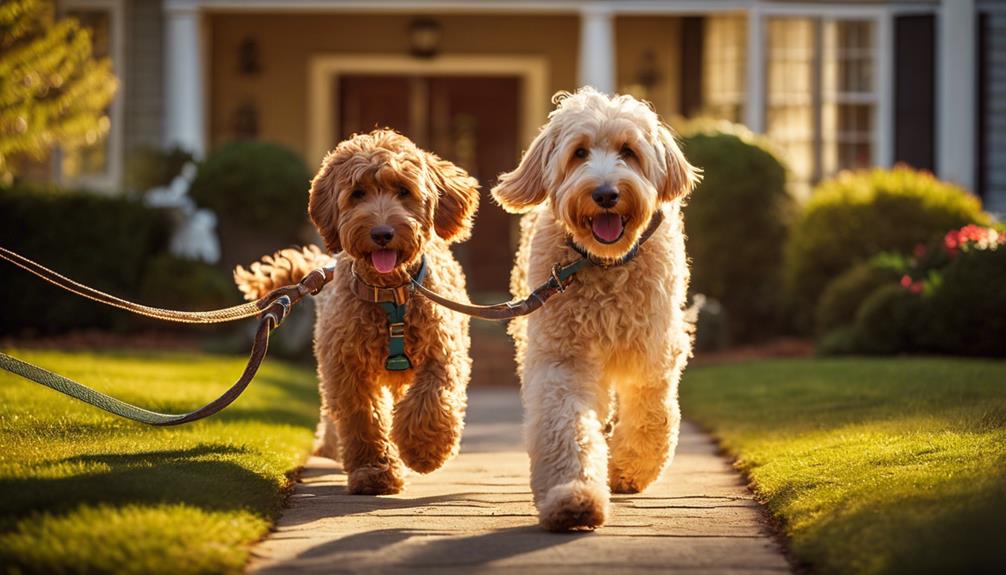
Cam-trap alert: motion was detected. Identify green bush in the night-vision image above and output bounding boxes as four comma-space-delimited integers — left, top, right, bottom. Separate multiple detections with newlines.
815, 259, 901, 335
138, 254, 237, 312
855, 284, 923, 354
0, 184, 170, 334
784, 167, 988, 331
920, 247, 1006, 356
190, 141, 311, 237
681, 123, 795, 342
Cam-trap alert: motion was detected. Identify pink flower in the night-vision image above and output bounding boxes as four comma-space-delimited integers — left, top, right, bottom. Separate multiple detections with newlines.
900, 275, 912, 288
910, 281, 924, 294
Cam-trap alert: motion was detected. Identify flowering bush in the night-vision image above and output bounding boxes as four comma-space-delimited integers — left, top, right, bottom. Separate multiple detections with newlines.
784, 166, 989, 331
896, 225, 1005, 297
816, 224, 1006, 356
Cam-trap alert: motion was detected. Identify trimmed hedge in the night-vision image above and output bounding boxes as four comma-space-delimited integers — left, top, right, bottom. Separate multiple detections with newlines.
784, 167, 988, 331
0, 184, 170, 334
681, 123, 795, 342
190, 141, 311, 238
815, 259, 901, 335
919, 247, 1006, 356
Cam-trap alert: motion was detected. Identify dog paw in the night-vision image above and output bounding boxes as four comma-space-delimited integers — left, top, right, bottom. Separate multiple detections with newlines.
396, 440, 456, 474
392, 394, 462, 474
538, 481, 609, 532
347, 464, 404, 495
609, 473, 642, 494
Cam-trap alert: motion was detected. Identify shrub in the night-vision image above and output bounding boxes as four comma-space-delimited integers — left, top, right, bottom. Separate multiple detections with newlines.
784, 166, 989, 331
681, 123, 795, 342
855, 284, 923, 354
815, 258, 901, 335
920, 246, 1006, 356
190, 141, 311, 238
0, 184, 170, 334
816, 225, 1006, 357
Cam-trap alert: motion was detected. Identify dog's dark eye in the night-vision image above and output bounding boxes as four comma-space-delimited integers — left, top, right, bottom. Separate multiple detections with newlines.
350, 188, 365, 200
574, 147, 588, 159
620, 145, 636, 160
398, 186, 410, 198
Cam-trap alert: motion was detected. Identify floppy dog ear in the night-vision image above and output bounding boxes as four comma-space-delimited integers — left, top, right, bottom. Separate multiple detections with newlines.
492, 125, 554, 214
425, 152, 480, 243
657, 125, 701, 202
308, 151, 343, 253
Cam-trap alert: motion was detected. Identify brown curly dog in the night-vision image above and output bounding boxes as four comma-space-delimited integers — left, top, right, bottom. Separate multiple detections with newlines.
234, 129, 479, 495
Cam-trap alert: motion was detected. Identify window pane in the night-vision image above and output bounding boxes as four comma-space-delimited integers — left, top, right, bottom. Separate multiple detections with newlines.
822, 19, 876, 176
766, 17, 817, 194
702, 14, 747, 123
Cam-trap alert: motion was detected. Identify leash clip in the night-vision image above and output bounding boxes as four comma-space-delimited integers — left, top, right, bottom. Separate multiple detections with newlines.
550, 264, 567, 293
263, 295, 292, 329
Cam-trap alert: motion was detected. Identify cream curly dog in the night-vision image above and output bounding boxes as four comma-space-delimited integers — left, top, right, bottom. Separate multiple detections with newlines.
493, 88, 699, 531
235, 129, 479, 495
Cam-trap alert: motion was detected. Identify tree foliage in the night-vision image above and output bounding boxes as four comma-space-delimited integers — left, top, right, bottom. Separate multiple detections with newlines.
0, 0, 117, 181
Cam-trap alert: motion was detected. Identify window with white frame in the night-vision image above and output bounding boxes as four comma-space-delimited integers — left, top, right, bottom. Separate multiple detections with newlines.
58, 0, 123, 191
703, 14, 747, 123
766, 16, 877, 195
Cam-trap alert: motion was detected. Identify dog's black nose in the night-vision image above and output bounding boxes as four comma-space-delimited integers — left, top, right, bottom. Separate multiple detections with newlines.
370, 225, 395, 246
592, 186, 620, 208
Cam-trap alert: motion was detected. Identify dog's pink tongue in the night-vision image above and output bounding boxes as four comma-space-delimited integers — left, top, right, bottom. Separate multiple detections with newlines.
371, 250, 398, 274
592, 213, 623, 243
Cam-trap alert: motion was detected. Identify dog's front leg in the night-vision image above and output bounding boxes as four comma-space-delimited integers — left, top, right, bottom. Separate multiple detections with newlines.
524, 354, 610, 531
608, 366, 682, 494
326, 370, 405, 495
392, 355, 468, 473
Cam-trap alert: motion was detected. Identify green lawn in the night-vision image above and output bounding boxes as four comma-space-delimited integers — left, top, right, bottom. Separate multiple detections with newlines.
0, 349, 318, 575
681, 357, 1006, 575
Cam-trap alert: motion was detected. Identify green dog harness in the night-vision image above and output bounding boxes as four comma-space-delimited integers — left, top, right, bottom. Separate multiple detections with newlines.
352, 255, 429, 371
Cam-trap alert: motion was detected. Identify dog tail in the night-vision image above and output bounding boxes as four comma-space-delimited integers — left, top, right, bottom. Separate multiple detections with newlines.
233, 245, 334, 301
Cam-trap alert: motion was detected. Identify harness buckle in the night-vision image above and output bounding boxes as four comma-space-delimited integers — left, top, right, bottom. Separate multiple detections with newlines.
389, 322, 406, 338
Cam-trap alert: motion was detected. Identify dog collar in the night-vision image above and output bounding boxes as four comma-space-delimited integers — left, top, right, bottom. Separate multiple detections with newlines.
351, 255, 429, 371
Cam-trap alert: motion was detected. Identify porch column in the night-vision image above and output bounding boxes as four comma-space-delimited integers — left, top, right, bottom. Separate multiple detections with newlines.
579, 5, 615, 93
163, 5, 206, 157
744, 8, 765, 133
937, 0, 975, 191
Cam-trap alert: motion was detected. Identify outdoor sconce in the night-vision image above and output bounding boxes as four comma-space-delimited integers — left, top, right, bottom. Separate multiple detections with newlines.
238, 36, 261, 76
409, 17, 442, 58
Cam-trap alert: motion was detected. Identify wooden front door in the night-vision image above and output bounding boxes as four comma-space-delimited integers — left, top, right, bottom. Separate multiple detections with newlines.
337, 74, 520, 294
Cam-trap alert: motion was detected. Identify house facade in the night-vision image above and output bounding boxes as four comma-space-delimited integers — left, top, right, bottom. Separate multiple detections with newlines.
55, 0, 1004, 286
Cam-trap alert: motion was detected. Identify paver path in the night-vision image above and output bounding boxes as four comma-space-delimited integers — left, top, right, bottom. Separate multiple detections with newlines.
249, 388, 791, 574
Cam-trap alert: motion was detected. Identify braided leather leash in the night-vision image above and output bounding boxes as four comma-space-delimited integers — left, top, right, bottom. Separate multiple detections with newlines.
0, 247, 334, 426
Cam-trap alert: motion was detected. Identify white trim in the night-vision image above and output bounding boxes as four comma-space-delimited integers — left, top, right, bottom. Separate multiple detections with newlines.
578, 4, 615, 92
166, 0, 752, 15
937, 0, 976, 191
57, 0, 125, 192
876, 10, 893, 167
744, 5, 765, 132
307, 55, 549, 168
163, 6, 207, 157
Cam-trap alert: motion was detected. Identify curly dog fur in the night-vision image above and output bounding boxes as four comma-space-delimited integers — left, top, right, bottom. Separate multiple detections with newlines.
493, 88, 699, 531
235, 129, 479, 495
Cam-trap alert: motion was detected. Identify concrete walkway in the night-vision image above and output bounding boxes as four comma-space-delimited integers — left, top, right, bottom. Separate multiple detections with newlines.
249, 389, 791, 575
